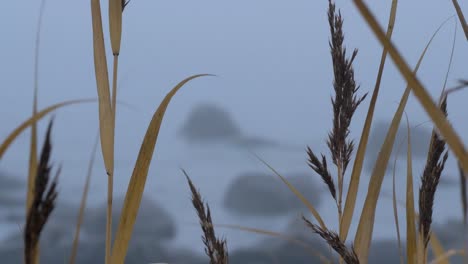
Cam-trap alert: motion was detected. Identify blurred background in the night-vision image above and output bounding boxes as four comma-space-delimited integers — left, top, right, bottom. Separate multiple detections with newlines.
0, 0, 467, 263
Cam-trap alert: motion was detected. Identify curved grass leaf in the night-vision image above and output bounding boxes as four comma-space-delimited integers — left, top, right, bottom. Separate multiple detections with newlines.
213, 223, 331, 263
352, 17, 449, 262
110, 74, 212, 264
0, 99, 94, 160
253, 153, 327, 230
340, 0, 398, 241
352, 0, 468, 177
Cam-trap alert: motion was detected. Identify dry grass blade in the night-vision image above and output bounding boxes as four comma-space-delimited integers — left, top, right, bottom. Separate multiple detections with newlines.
24, 120, 59, 264
69, 134, 99, 264
451, 0, 468, 41
90, 1, 114, 262
391, 140, 404, 264
429, 232, 449, 264
27, 2, 47, 262
352, 0, 468, 176
109, 0, 123, 56
91, 0, 114, 176
212, 223, 330, 263
340, 0, 398, 241
303, 216, 359, 264
253, 153, 327, 229
404, 115, 418, 264
353, 68, 409, 263
0, 99, 94, 160
352, 17, 452, 263
429, 249, 465, 264
28, 0, 47, 221
183, 170, 228, 264
110, 74, 212, 263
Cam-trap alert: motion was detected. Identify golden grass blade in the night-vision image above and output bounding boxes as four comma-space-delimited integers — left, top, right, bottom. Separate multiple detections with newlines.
429, 249, 465, 264
352, 0, 468, 176
69, 134, 99, 264
90, 1, 114, 263
429, 232, 449, 264
340, 0, 398, 241
0, 99, 94, 160
353, 71, 407, 263
109, 0, 122, 56
90, 0, 114, 175
110, 74, 212, 263
352, 18, 448, 262
391, 140, 404, 264
354, 82, 410, 263
253, 153, 327, 229
404, 115, 418, 264
213, 223, 331, 263
451, 0, 468, 41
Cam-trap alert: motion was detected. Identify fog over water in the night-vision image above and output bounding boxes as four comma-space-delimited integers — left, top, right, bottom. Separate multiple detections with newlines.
1, 0, 468, 262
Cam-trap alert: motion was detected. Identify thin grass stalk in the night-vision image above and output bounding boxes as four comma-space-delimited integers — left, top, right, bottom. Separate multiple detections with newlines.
28, 0, 47, 216
27, 2, 47, 262
439, 18, 457, 104
391, 141, 404, 264
212, 223, 331, 263
254, 153, 327, 229
69, 134, 99, 264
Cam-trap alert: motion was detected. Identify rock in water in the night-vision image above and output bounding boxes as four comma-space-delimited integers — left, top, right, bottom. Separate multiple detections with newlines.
179, 103, 242, 143
223, 172, 322, 216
